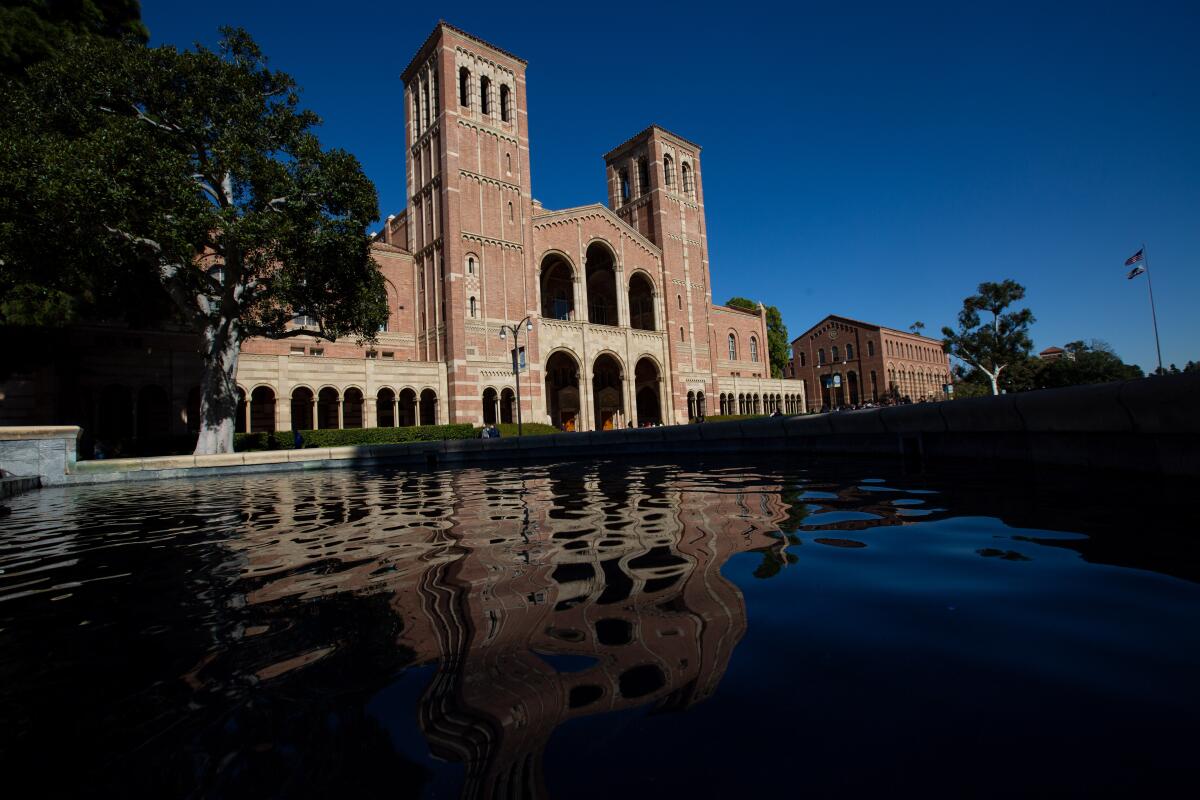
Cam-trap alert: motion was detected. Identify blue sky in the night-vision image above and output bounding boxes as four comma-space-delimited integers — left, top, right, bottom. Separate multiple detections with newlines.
143, 1, 1199, 371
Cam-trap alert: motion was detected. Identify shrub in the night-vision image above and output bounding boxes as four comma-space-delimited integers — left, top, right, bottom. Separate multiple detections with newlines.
234, 424, 477, 451
493, 422, 560, 438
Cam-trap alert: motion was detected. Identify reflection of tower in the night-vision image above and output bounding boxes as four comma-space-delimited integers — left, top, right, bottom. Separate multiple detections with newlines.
414, 464, 792, 799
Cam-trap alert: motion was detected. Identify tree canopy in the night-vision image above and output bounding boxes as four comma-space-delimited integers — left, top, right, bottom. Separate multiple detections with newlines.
0, 28, 388, 453
940, 279, 1035, 395
725, 296, 789, 378
953, 338, 1144, 396
0, 0, 147, 76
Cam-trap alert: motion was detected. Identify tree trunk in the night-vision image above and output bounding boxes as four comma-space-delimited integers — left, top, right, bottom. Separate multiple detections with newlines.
989, 373, 1000, 395
194, 319, 242, 455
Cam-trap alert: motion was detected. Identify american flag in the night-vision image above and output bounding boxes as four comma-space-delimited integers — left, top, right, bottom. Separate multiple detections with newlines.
1124, 248, 1144, 266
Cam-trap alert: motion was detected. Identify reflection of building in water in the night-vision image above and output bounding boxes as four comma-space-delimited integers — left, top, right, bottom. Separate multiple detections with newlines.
222, 464, 793, 799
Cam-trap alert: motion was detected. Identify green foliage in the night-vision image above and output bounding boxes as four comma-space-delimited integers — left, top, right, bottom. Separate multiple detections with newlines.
941, 279, 1035, 395
724, 296, 789, 377
951, 338, 1144, 395
495, 422, 559, 437
0, 0, 148, 77
234, 425, 477, 451
0, 28, 388, 452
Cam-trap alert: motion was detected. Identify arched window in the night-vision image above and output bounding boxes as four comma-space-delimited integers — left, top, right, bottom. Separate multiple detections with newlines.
466, 256, 475, 275
637, 156, 650, 195
508, 201, 514, 223
676, 294, 682, 310
727, 333, 737, 361
681, 162, 694, 196
459, 67, 470, 107
832, 345, 839, 361
469, 296, 477, 318
818, 348, 826, 365
500, 84, 510, 121
846, 343, 854, 359
479, 76, 491, 115
749, 336, 759, 362
679, 326, 685, 342
506, 152, 512, 174
664, 154, 675, 186
412, 86, 421, 134
422, 81, 430, 129
868, 340, 875, 357
620, 169, 630, 202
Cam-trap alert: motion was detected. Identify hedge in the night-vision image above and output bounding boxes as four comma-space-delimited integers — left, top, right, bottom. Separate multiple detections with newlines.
494, 422, 560, 438
695, 414, 767, 423
234, 424, 477, 451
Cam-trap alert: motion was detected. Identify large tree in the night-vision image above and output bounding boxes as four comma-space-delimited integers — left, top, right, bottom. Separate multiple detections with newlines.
0, 0, 147, 76
940, 279, 1034, 396
0, 29, 388, 454
725, 296, 789, 378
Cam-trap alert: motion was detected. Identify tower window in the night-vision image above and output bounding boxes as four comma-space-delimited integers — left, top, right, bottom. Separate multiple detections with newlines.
620, 169, 630, 202
459, 67, 470, 107
676, 294, 682, 310
637, 156, 650, 196
508, 201, 514, 222
422, 81, 430, 129
466, 256, 476, 275
681, 162, 694, 196
412, 87, 421, 134
506, 152, 512, 174
750, 336, 759, 362
680, 326, 685, 342
479, 76, 490, 115
728, 333, 737, 361
500, 84, 510, 121
470, 296, 477, 318
664, 154, 675, 186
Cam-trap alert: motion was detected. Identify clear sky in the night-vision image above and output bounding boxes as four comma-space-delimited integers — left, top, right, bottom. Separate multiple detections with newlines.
142, 1, 1199, 371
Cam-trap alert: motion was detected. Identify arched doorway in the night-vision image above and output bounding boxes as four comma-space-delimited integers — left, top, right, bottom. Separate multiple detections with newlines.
250, 386, 276, 432
317, 387, 340, 429
419, 389, 437, 425
634, 357, 661, 425
377, 388, 396, 427
591, 352, 624, 430
545, 351, 580, 431
482, 387, 498, 425
398, 388, 417, 426
136, 385, 170, 439
585, 242, 618, 326
291, 387, 314, 430
342, 387, 364, 428
500, 388, 515, 424
628, 272, 656, 331
97, 384, 133, 442
539, 253, 575, 320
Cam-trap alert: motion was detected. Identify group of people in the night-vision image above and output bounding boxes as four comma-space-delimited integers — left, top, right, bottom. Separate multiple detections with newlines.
480, 425, 503, 439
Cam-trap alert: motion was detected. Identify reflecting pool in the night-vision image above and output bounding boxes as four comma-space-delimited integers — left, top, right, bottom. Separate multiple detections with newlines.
1, 456, 1198, 798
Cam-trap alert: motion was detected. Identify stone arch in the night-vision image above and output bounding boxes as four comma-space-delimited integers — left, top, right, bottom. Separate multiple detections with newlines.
376, 387, 396, 427
545, 349, 581, 430
584, 240, 619, 326
591, 351, 625, 430
398, 388, 418, 427
342, 386, 364, 429
291, 385, 315, 430
687, 390, 696, 420
250, 385, 276, 433
628, 270, 657, 331
726, 331, 739, 361
419, 388, 438, 425
482, 386, 498, 425
500, 387, 515, 424
634, 356, 662, 425
539, 250, 576, 320
317, 386, 340, 429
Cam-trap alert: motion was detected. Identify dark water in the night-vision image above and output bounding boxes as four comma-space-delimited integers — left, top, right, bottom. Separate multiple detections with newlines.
1, 456, 1198, 798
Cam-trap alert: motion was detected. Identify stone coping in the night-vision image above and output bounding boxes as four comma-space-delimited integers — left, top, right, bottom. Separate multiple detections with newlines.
0, 426, 82, 441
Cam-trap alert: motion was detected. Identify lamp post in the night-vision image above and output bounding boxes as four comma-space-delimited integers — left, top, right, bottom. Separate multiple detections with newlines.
499, 316, 533, 437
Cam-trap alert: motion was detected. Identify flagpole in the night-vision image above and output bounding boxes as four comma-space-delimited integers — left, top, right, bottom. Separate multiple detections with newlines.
1142, 243, 1164, 375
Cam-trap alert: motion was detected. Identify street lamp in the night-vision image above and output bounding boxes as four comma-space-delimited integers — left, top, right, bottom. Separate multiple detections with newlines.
499, 316, 534, 436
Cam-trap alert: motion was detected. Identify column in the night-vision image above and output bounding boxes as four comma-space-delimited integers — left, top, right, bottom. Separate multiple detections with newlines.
337, 398, 344, 429
243, 397, 252, 433
310, 398, 317, 429
392, 397, 399, 428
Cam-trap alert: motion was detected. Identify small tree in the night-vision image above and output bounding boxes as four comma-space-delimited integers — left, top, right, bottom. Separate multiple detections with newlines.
941, 280, 1034, 396
725, 296, 790, 378
909, 321, 925, 334
0, 30, 388, 454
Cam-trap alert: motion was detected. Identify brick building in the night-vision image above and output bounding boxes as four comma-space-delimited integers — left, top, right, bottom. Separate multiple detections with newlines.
788, 315, 952, 409
0, 22, 803, 440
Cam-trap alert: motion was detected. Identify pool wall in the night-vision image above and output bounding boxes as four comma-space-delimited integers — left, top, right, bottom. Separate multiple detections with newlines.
1, 372, 1196, 486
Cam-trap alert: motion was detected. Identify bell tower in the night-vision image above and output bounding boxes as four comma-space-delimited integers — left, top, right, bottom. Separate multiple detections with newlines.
402, 23, 537, 422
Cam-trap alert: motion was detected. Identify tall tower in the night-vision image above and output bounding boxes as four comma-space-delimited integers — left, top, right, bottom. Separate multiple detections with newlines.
604, 127, 716, 391
402, 23, 537, 422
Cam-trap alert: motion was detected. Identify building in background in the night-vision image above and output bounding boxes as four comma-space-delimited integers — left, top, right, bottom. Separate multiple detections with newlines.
0, 22, 803, 443
789, 315, 952, 409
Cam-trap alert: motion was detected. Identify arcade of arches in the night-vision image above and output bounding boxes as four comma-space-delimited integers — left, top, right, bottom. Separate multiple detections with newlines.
543, 351, 663, 431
